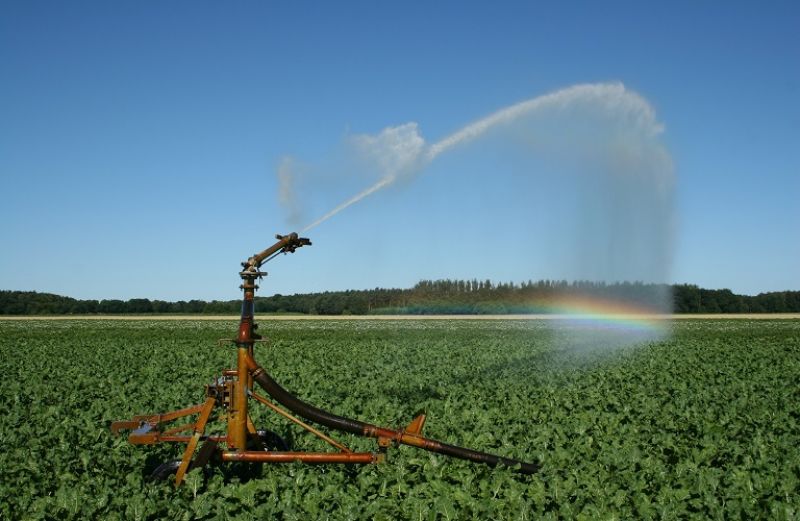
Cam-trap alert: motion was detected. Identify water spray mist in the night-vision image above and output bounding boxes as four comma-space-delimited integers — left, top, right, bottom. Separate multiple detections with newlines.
281, 81, 675, 351
296, 82, 667, 232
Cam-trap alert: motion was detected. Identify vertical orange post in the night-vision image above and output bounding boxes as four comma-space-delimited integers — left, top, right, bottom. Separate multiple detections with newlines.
228, 233, 306, 451
229, 347, 248, 450
230, 270, 257, 450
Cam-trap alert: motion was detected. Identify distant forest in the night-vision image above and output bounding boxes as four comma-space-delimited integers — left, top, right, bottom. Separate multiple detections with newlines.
2, 281, 799, 315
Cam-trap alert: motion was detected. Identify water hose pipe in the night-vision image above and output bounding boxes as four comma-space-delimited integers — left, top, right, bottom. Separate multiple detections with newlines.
244, 353, 538, 474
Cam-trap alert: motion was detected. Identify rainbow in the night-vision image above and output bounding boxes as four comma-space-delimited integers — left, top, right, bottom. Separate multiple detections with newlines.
535, 294, 670, 332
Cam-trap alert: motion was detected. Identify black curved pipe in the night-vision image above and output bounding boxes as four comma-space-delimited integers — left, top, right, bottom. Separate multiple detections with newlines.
425, 440, 539, 474
250, 364, 368, 435
248, 357, 538, 474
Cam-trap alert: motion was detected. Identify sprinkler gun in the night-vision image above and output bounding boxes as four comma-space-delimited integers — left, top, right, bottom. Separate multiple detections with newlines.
244, 232, 311, 270
112, 232, 538, 486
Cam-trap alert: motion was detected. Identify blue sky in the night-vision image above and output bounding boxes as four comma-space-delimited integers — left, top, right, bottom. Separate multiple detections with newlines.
1, 1, 798, 301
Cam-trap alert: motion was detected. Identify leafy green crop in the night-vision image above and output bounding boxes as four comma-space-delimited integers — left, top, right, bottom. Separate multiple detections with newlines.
0, 319, 798, 519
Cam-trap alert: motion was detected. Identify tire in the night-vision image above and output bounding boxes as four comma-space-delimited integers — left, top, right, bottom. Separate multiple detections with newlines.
148, 459, 183, 481
253, 429, 290, 451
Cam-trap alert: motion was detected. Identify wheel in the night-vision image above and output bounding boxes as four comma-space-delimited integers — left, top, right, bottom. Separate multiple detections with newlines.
251, 429, 290, 451
148, 459, 183, 481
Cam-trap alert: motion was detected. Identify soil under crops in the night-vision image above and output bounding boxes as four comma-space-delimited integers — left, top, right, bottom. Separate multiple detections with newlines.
1, 319, 798, 519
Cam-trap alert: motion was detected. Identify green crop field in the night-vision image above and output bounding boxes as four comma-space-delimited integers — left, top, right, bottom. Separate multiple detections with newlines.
1, 319, 798, 520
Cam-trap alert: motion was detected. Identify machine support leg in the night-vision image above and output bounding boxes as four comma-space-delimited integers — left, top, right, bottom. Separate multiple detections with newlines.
110, 233, 539, 484
174, 397, 217, 487
249, 390, 352, 453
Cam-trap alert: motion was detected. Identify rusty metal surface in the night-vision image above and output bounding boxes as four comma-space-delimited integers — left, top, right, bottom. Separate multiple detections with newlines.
193, 439, 219, 471
131, 434, 227, 444
247, 349, 539, 473
405, 414, 426, 435
246, 233, 311, 270
221, 451, 376, 464
249, 391, 352, 453
110, 420, 140, 435
110, 230, 538, 484
174, 397, 217, 486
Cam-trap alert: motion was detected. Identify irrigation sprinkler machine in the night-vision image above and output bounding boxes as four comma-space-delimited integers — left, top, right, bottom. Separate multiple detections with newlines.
112, 233, 538, 486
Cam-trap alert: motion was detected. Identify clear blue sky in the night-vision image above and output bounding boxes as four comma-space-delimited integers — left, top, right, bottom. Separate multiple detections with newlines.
1, 1, 798, 301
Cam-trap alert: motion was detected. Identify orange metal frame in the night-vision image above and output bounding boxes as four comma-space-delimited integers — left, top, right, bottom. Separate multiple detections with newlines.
111, 232, 537, 486
111, 234, 389, 486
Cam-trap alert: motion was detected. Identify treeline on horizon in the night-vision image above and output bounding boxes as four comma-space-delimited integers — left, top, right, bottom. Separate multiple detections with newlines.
2, 280, 799, 315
